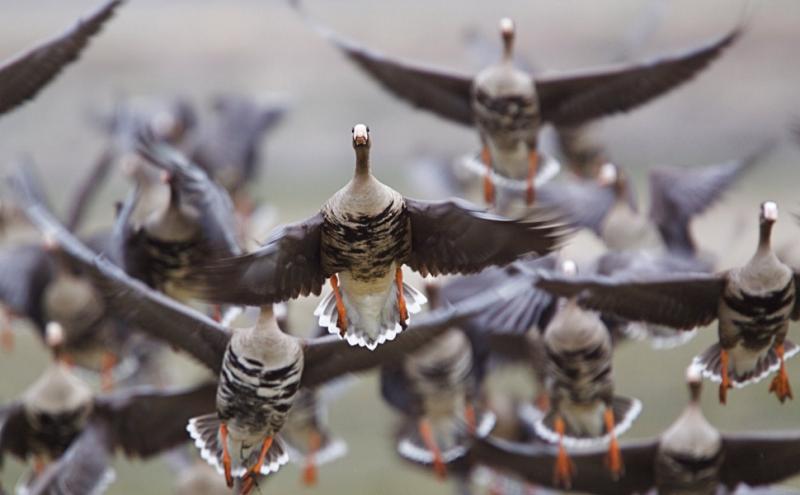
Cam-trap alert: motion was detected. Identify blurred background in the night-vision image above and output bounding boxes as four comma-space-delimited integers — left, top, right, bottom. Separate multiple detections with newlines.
1, 0, 800, 493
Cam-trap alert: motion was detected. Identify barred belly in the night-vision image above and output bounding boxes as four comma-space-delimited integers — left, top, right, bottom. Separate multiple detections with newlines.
655, 451, 723, 495
217, 348, 302, 437
546, 344, 613, 404
720, 281, 793, 350
321, 200, 410, 281
473, 89, 539, 145
141, 236, 203, 289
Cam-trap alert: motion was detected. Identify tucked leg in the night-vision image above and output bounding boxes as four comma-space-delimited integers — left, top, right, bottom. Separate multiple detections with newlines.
719, 348, 732, 405
604, 407, 623, 479
525, 150, 539, 205
303, 431, 322, 486
395, 266, 409, 329
220, 423, 233, 488
481, 145, 494, 206
419, 418, 447, 480
553, 415, 575, 489
769, 342, 794, 403
464, 403, 476, 434
100, 352, 117, 391
329, 275, 348, 336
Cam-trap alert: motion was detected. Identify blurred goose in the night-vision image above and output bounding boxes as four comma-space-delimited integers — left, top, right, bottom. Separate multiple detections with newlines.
15, 192, 535, 494
536, 261, 640, 488
115, 131, 242, 300
0, 350, 216, 495
381, 283, 495, 480
537, 201, 799, 404
188, 94, 287, 214
469, 366, 800, 494
177, 124, 567, 350
537, 145, 771, 256
299, 6, 740, 205
0, 0, 123, 116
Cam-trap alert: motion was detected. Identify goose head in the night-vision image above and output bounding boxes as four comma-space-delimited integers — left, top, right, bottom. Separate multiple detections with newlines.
352, 124, 371, 175
499, 18, 515, 60
758, 200, 778, 252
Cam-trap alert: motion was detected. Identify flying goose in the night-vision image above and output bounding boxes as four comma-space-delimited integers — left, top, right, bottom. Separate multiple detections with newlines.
537, 201, 799, 404
0, 351, 216, 495
188, 94, 287, 215
176, 124, 567, 350
298, 6, 740, 205
468, 366, 800, 494
537, 145, 771, 256
13, 188, 536, 493
0, 0, 123, 116
114, 130, 242, 300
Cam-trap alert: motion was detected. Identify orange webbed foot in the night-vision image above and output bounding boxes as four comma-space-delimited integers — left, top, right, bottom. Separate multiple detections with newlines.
553, 416, 575, 489
604, 408, 624, 480
719, 348, 732, 405
329, 275, 348, 336
220, 423, 233, 488
419, 419, 447, 480
481, 145, 494, 206
525, 150, 539, 205
395, 266, 408, 328
303, 431, 322, 486
769, 343, 793, 403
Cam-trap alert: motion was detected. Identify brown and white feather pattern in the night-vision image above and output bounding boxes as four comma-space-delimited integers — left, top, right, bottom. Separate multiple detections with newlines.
316, 176, 426, 349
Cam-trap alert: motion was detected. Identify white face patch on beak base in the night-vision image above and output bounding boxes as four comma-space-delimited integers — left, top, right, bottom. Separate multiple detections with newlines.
762, 201, 778, 222
561, 259, 578, 276
352, 123, 369, 145
499, 18, 514, 36
598, 163, 618, 186
45, 321, 65, 348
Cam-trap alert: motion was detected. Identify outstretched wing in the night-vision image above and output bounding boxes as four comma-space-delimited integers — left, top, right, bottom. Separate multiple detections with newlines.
405, 198, 568, 276
9, 171, 231, 374
0, 0, 124, 115
537, 272, 724, 329
721, 431, 800, 489
296, 4, 475, 126
536, 28, 740, 126
301, 276, 533, 388
178, 213, 327, 305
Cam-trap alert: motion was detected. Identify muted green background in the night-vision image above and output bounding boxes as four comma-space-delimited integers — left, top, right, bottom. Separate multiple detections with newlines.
2, 0, 800, 493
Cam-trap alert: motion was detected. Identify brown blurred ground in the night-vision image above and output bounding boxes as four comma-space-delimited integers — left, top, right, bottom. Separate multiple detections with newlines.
1, 1, 800, 493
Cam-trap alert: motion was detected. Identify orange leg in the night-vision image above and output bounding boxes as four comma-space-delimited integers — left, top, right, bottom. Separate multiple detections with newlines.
100, 352, 117, 391
719, 348, 732, 405
0, 308, 13, 352
604, 407, 623, 479
395, 267, 409, 329
464, 403, 476, 434
33, 456, 46, 475
303, 430, 322, 486
481, 145, 494, 206
241, 436, 273, 495
769, 343, 794, 403
534, 391, 551, 413
212, 305, 222, 323
220, 423, 233, 488
419, 418, 447, 480
553, 415, 575, 489
329, 275, 348, 336
525, 150, 539, 205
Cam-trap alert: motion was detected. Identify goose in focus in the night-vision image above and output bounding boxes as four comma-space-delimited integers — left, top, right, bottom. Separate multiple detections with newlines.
469, 366, 800, 494
0, 339, 216, 495
13, 189, 536, 494
537, 201, 799, 404
176, 124, 567, 350
297, 6, 740, 205
537, 145, 771, 256
0, 0, 124, 117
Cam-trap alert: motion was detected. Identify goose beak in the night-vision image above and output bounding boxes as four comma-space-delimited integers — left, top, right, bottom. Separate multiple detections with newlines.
352, 124, 370, 147
499, 17, 515, 41
597, 163, 618, 187
762, 201, 778, 223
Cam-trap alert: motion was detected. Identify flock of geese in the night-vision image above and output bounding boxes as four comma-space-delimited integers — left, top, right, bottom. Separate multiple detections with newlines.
0, 1, 799, 494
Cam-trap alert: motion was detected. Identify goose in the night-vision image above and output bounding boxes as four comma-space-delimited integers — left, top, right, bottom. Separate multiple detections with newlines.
537, 145, 771, 256
188, 94, 287, 216
13, 188, 535, 494
297, 6, 740, 206
468, 366, 800, 494
176, 124, 567, 350
537, 201, 799, 404
0, 0, 123, 117
0, 339, 216, 495
114, 130, 242, 301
